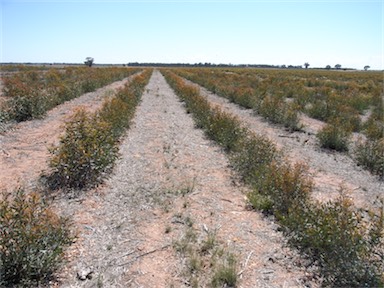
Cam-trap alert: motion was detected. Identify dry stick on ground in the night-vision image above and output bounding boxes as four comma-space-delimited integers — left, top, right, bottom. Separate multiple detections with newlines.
238, 250, 254, 278
117, 244, 171, 267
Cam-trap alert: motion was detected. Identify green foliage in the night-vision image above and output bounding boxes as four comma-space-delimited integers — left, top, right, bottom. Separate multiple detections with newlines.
317, 118, 351, 152
48, 110, 118, 189
0, 189, 73, 287
46, 69, 152, 190
230, 133, 279, 188
7, 93, 50, 121
1, 67, 141, 122
211, 253, 238, 288
257, 95, 302, 131
206, 108, 248, 152
354, 139, 384, 180
163, 69, 384, 286
282, 192, 384, 287
260, 161, 313, 217
364, 114, 384, 141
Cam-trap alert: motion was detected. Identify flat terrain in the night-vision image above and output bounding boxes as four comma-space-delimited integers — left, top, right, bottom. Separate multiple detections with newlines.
1, 69, 382, 287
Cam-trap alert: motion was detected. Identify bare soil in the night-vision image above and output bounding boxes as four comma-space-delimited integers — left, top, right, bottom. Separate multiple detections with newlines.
1, 69, 381, 287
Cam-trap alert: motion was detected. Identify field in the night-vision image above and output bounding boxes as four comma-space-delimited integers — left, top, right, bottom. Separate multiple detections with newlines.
0, 66, 383, 287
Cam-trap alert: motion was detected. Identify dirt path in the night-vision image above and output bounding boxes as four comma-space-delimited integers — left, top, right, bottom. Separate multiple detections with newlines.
57, 70, 316, 287
0, 76, 134, 192
184, 79, 383, 209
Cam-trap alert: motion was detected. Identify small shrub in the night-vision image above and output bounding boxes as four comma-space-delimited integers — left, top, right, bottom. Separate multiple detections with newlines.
47, 109, 118, 189
230, 133, 280, 188
354, 138, 384, 180
257, 95, 302, 131
206, 108, 248, 152
306, 100, 331, 121
282, 191, 384, 287
7, 94, 49, 122
211, 252, 238, 288
364, 116, 384, 141
246, 190, 274, 214
0, 189, 73, 287
317, 118, 351, 152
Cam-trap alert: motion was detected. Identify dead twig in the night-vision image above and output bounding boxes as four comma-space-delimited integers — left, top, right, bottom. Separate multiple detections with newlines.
117, 244, 171, 266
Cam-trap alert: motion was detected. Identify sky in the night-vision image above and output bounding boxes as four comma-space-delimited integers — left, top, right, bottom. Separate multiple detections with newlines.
1, 0, 383, 70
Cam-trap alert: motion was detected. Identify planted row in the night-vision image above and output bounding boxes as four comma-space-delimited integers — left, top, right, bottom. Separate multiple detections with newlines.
162, 70, 384, 287
0, 70, 152, 287
174, 68, 383, 179
46, 69, 152, 190
174, 67, 382, 138
1, 67, 141, 122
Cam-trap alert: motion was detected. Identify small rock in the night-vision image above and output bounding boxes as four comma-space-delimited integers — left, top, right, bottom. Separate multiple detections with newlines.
77, 267, 94, 281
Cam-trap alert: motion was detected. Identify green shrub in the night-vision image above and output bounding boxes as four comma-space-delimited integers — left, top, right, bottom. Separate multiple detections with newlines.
364, 116, 384, 141
98, 96, 131, 140
230, 133, 280, 188
2, 67, 140, 123
354, 139, 384, 180
206, 108, 248, 152
257, 95, 302, 131
283, 192, 384, 287
306, 100, 331, 121
211, 253, 238, 288
0, 189, 73, 287
7, 93, 49, 121
47, 109, 118, 189
164, 69, 384, 287
317, 118, 351, 152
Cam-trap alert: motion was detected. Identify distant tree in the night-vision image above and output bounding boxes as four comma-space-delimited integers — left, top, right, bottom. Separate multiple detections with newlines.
304, 62, 310, 69
326, 65, 331, 70
84, 57, 94, 67
335, 64, 342, 70
364, 65, 370, 71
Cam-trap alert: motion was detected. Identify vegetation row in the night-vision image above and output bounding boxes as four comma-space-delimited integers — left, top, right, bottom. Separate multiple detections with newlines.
46, 69, 152, 190
173, 68, 383, 180
0, 69, 152, 287
161, 69, 384, 287
1, 67, 141, 122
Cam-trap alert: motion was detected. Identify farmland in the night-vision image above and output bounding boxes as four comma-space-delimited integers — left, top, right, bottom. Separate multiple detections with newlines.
0, 66, 383, 287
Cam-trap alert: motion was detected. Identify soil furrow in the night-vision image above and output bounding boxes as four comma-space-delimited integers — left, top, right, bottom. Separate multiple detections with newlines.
57, 70, 316, 287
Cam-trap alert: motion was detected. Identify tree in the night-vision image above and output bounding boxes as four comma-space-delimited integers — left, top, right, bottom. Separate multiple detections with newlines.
84, 57, 94, 67
335, 64, 342, 70
326, 65, 331, 70
304, 62, 310, 69
364, 65, 370, 71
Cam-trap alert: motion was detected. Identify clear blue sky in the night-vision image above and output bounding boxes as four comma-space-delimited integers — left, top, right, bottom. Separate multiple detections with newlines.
1, 0, 383, 70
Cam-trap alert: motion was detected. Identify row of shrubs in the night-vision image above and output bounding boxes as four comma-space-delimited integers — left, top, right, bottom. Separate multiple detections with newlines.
174, 68, 384, 179
174, 68, 382, 138
1, 67, 141, 122
46, 69, 152, 190
161, 70, 384, 287
0, 70, 152, 287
